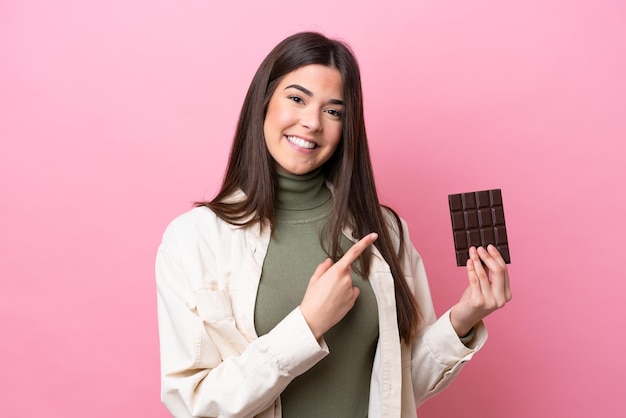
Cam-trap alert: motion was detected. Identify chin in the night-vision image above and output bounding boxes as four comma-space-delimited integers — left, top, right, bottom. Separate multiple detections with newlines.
281, 165, 317, 176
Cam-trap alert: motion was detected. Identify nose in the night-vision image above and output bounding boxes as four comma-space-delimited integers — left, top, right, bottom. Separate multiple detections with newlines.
300, 107, 322, 132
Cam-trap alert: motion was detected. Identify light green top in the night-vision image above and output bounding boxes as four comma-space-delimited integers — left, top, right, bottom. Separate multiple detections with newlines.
255, 169, 379, 418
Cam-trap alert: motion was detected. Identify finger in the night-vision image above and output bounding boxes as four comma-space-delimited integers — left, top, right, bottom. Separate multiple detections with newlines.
466, 256, 482, 293
485, 258, 507, 304
310, 258, 333, 281
486, 244, 507, 269
486, 244, 512, 301
479, 246, 510, 305
336, 232, 378, 268
477, 246, 502, 281
470, 247, 489, 283
351, 286, 361, 302
485, 245, 512, 301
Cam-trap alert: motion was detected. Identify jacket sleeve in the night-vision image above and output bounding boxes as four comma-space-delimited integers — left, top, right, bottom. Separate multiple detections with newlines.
399, 219, 488, 407
156, 219, 329, 418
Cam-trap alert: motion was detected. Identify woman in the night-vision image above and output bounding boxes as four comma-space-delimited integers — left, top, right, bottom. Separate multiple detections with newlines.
156, 32, 511, 418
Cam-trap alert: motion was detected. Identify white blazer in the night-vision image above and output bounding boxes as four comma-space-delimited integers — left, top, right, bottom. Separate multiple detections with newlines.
156, 206, 487, 417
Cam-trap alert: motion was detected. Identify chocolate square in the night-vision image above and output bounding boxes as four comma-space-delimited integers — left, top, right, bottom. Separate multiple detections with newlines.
448, 189, 511, 266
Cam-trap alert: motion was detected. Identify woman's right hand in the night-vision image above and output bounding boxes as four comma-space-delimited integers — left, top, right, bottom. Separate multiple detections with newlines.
300, 233, 378, 339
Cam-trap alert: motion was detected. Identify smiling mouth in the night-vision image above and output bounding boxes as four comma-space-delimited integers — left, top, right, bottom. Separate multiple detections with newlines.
286, 135, 316, 149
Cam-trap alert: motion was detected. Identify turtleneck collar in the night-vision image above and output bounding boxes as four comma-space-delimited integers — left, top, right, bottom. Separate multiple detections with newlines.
275, 167, 332, 212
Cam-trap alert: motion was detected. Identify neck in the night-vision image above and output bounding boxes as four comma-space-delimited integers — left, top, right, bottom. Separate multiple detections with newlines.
275, 167, 331, 211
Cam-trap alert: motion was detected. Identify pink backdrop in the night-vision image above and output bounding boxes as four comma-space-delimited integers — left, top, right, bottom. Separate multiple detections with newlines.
1, 0, 624, 416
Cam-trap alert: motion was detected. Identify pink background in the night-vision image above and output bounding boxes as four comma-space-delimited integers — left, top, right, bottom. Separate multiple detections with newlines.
1, 0, 624, 416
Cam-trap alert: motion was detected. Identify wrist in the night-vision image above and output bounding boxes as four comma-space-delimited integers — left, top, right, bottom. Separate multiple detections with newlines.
449, 306, 476, 338
299, 305, 324, 339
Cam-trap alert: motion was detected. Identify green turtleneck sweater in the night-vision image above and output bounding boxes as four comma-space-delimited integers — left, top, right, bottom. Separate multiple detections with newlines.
254, 169, 379, 418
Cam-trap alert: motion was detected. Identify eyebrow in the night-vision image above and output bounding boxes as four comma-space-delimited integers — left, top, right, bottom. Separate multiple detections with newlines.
284, 84, 344, 106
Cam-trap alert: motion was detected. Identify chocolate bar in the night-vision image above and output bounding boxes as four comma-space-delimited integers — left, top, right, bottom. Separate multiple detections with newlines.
448, 189, 511, 266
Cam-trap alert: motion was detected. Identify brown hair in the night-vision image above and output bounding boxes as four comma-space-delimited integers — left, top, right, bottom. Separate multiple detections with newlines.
198, 32, 421, 341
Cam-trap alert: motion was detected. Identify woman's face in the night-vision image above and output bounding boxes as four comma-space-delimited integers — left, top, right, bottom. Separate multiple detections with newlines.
263, 64, 344, 176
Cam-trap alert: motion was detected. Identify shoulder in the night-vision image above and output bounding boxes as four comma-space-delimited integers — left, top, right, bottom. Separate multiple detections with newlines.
159, 206, 236, 254
164, 206, 220, 235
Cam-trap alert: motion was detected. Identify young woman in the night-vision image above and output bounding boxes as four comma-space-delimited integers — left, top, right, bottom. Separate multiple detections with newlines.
156, 32, 511, 418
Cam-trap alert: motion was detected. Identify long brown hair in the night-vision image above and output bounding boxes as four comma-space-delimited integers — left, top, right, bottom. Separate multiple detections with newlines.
198, 32, 421, 341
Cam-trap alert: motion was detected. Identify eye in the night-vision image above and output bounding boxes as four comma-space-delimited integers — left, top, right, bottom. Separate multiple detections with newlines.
325, 108, 343, 119
288, 95, 304, 104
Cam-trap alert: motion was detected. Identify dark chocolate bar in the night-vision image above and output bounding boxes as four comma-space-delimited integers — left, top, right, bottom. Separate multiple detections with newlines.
448, 189, 511, 266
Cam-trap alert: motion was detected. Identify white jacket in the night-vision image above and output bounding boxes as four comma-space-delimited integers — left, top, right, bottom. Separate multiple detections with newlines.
156, 206, 487, 418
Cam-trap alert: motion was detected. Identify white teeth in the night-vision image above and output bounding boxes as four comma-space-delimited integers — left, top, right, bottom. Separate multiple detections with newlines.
287, 136, 315, 149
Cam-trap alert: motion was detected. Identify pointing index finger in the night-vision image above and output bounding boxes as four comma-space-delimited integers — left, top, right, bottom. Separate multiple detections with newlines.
336, 232, 378, 268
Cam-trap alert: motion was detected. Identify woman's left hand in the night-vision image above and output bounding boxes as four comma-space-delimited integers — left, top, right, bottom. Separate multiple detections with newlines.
450, 244, 512, 337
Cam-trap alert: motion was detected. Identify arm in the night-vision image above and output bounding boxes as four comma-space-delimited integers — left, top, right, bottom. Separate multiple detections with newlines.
399, 236, 488, 406
411, 244, 511, 406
